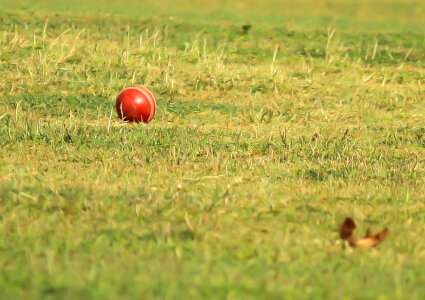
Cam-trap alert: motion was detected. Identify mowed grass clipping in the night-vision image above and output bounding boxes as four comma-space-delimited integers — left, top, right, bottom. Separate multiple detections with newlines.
1, 0, 425, 298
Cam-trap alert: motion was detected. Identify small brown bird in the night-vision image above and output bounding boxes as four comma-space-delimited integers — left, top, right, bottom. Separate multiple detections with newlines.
339, 217, 388, 248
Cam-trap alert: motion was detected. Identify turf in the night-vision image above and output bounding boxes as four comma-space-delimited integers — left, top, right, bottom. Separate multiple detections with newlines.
1, 0, 425, 299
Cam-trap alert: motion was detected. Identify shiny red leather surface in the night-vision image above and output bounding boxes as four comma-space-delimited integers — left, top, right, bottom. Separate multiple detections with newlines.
115, 88, 154, 123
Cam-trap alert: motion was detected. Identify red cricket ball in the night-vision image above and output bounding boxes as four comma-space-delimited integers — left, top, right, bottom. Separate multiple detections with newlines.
115, 85, 157, 123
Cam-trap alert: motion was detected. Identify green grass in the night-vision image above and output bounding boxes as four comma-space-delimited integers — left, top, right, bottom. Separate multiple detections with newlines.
1, 0, 425, 299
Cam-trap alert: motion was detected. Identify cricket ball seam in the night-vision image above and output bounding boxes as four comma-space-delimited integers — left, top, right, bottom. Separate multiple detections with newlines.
124, 85, 157, 122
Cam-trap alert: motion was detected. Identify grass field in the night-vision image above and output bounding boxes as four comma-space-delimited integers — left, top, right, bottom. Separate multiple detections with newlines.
1, 0, 425, 298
